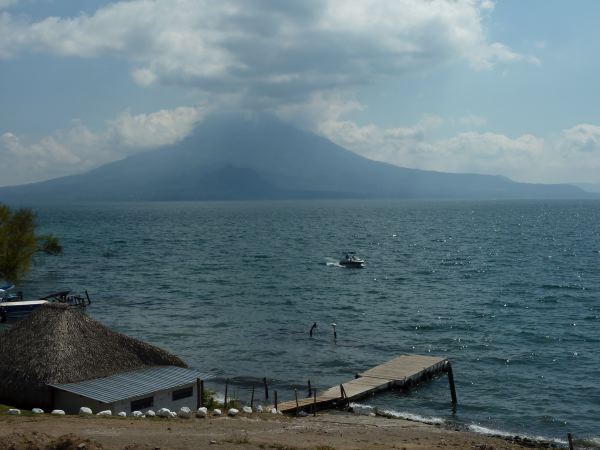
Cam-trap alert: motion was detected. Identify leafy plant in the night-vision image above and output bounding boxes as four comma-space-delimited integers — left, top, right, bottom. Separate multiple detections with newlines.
0, 204, 62, 282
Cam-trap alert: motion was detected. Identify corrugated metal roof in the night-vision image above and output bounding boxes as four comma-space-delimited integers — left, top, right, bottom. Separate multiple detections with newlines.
49, 366, 213, 403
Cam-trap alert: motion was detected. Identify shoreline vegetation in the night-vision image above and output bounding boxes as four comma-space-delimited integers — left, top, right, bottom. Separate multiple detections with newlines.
0, 404, 557, 450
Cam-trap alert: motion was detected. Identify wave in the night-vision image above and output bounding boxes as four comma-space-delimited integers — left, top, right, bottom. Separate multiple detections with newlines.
580, 437, 600, 449
350, 402, 585, 448
348, 402, 444, 425
540, 283, 586, 291
468, 424, 570, 448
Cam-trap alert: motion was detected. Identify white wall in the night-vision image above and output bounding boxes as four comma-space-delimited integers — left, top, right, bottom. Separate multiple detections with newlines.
54, 382, 199, 415
113, 382, 197, 413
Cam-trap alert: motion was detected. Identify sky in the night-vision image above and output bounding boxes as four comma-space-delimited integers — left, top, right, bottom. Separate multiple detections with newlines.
1, 0, 600, 188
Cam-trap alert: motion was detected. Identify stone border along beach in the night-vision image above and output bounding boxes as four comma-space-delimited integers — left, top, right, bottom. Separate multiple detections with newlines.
1, 404, 555, 450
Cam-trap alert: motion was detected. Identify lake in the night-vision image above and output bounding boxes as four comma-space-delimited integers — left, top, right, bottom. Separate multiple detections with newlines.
10, 199, 600, 446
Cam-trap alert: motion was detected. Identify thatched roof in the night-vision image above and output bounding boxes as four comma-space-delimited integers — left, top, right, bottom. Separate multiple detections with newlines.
0, 303, 187, 409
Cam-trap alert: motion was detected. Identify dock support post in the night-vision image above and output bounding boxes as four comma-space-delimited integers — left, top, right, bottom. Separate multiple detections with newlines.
224, 379, 229, 409
250, 386, 255, 409
567, 432, 574, 450
263, 377, 269, 400
446, 362, 458, 406
294, 389, 299, 414
340, 384, 348, 407
274, 390, 278, 411
313, 388, 317, 416
197, 378, 204, 408
307, 379, 312, 398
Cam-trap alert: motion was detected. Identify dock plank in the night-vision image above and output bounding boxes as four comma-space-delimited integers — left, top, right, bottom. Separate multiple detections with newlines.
276, 354, 448, 414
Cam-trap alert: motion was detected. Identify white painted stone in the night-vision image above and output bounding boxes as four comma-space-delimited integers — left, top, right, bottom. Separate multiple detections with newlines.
157, 408, 171, 418
227, 408, 239, 417
242, 406, 252, 414
256, 405, 263, 412
132, 411, 143, 418
270, 408, 278, 414
178, 406, 192, 418
31, 408, 44, 414
169, 411, 177, 418
196, 407, 208, 418
212, 408, 222, 416
117, 411, 127, 417
79, 407, 93, 415
146, 410, 156, 417
7, 408, 20, 415
51, 410, 66, 415
97, 410, 112, 416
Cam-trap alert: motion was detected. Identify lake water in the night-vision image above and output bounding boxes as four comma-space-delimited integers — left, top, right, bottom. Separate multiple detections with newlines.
10, 200, 600, 446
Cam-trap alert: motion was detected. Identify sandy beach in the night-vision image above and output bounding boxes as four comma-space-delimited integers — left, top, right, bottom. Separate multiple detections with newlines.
0, 411, 550, 450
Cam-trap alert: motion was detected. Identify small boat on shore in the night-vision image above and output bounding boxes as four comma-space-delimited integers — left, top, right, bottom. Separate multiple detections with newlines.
0, 287, 90, 323
339, 252, 365, 268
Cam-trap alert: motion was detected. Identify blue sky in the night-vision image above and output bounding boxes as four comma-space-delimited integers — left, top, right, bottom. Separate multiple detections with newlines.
1, 0, 599, 187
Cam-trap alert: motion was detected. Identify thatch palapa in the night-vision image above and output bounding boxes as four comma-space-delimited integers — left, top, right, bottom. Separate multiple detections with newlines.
0, 303, 187, 409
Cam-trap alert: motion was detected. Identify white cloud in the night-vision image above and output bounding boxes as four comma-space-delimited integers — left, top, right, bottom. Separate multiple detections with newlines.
0, 0, 537, 99
0, 0, 19, 9
479, 0, 495, 11
275, 90, 364, 130
0, 105, 206, 186
108, 106, 205, 148
458, 115, 488, 128
559, 124, 600, 153
289, 101, 599, 184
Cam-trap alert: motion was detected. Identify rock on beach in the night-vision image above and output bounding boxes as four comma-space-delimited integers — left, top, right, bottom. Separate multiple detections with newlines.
156, 408, 171, 418
178, 407, 192, 418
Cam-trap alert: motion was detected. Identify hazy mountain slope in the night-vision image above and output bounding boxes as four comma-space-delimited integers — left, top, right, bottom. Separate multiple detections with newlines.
576, 183, 600, 194
0, 115, 591, 201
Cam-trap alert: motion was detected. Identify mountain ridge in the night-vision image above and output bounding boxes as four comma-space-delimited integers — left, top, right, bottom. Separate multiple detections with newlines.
0, 115, 593, 202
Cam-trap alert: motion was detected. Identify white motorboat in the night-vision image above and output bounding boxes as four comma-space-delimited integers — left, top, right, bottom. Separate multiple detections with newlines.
339, 252, 365, 268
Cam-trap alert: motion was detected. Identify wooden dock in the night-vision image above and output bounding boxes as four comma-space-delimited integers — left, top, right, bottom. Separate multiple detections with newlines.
275, 354, 454, 414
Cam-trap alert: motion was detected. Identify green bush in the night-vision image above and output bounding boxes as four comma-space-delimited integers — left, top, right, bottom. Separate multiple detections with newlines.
0, 204, 61, 282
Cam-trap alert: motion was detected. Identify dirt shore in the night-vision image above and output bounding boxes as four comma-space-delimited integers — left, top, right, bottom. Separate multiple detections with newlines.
0, 411, 551, 450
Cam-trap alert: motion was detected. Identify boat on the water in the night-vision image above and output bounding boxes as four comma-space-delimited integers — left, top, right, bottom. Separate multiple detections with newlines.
0, 286, 90, 323
339, 252, 365, 268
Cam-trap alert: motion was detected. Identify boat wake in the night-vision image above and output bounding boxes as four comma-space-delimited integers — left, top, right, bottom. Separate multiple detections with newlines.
324, 257, 342, 267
